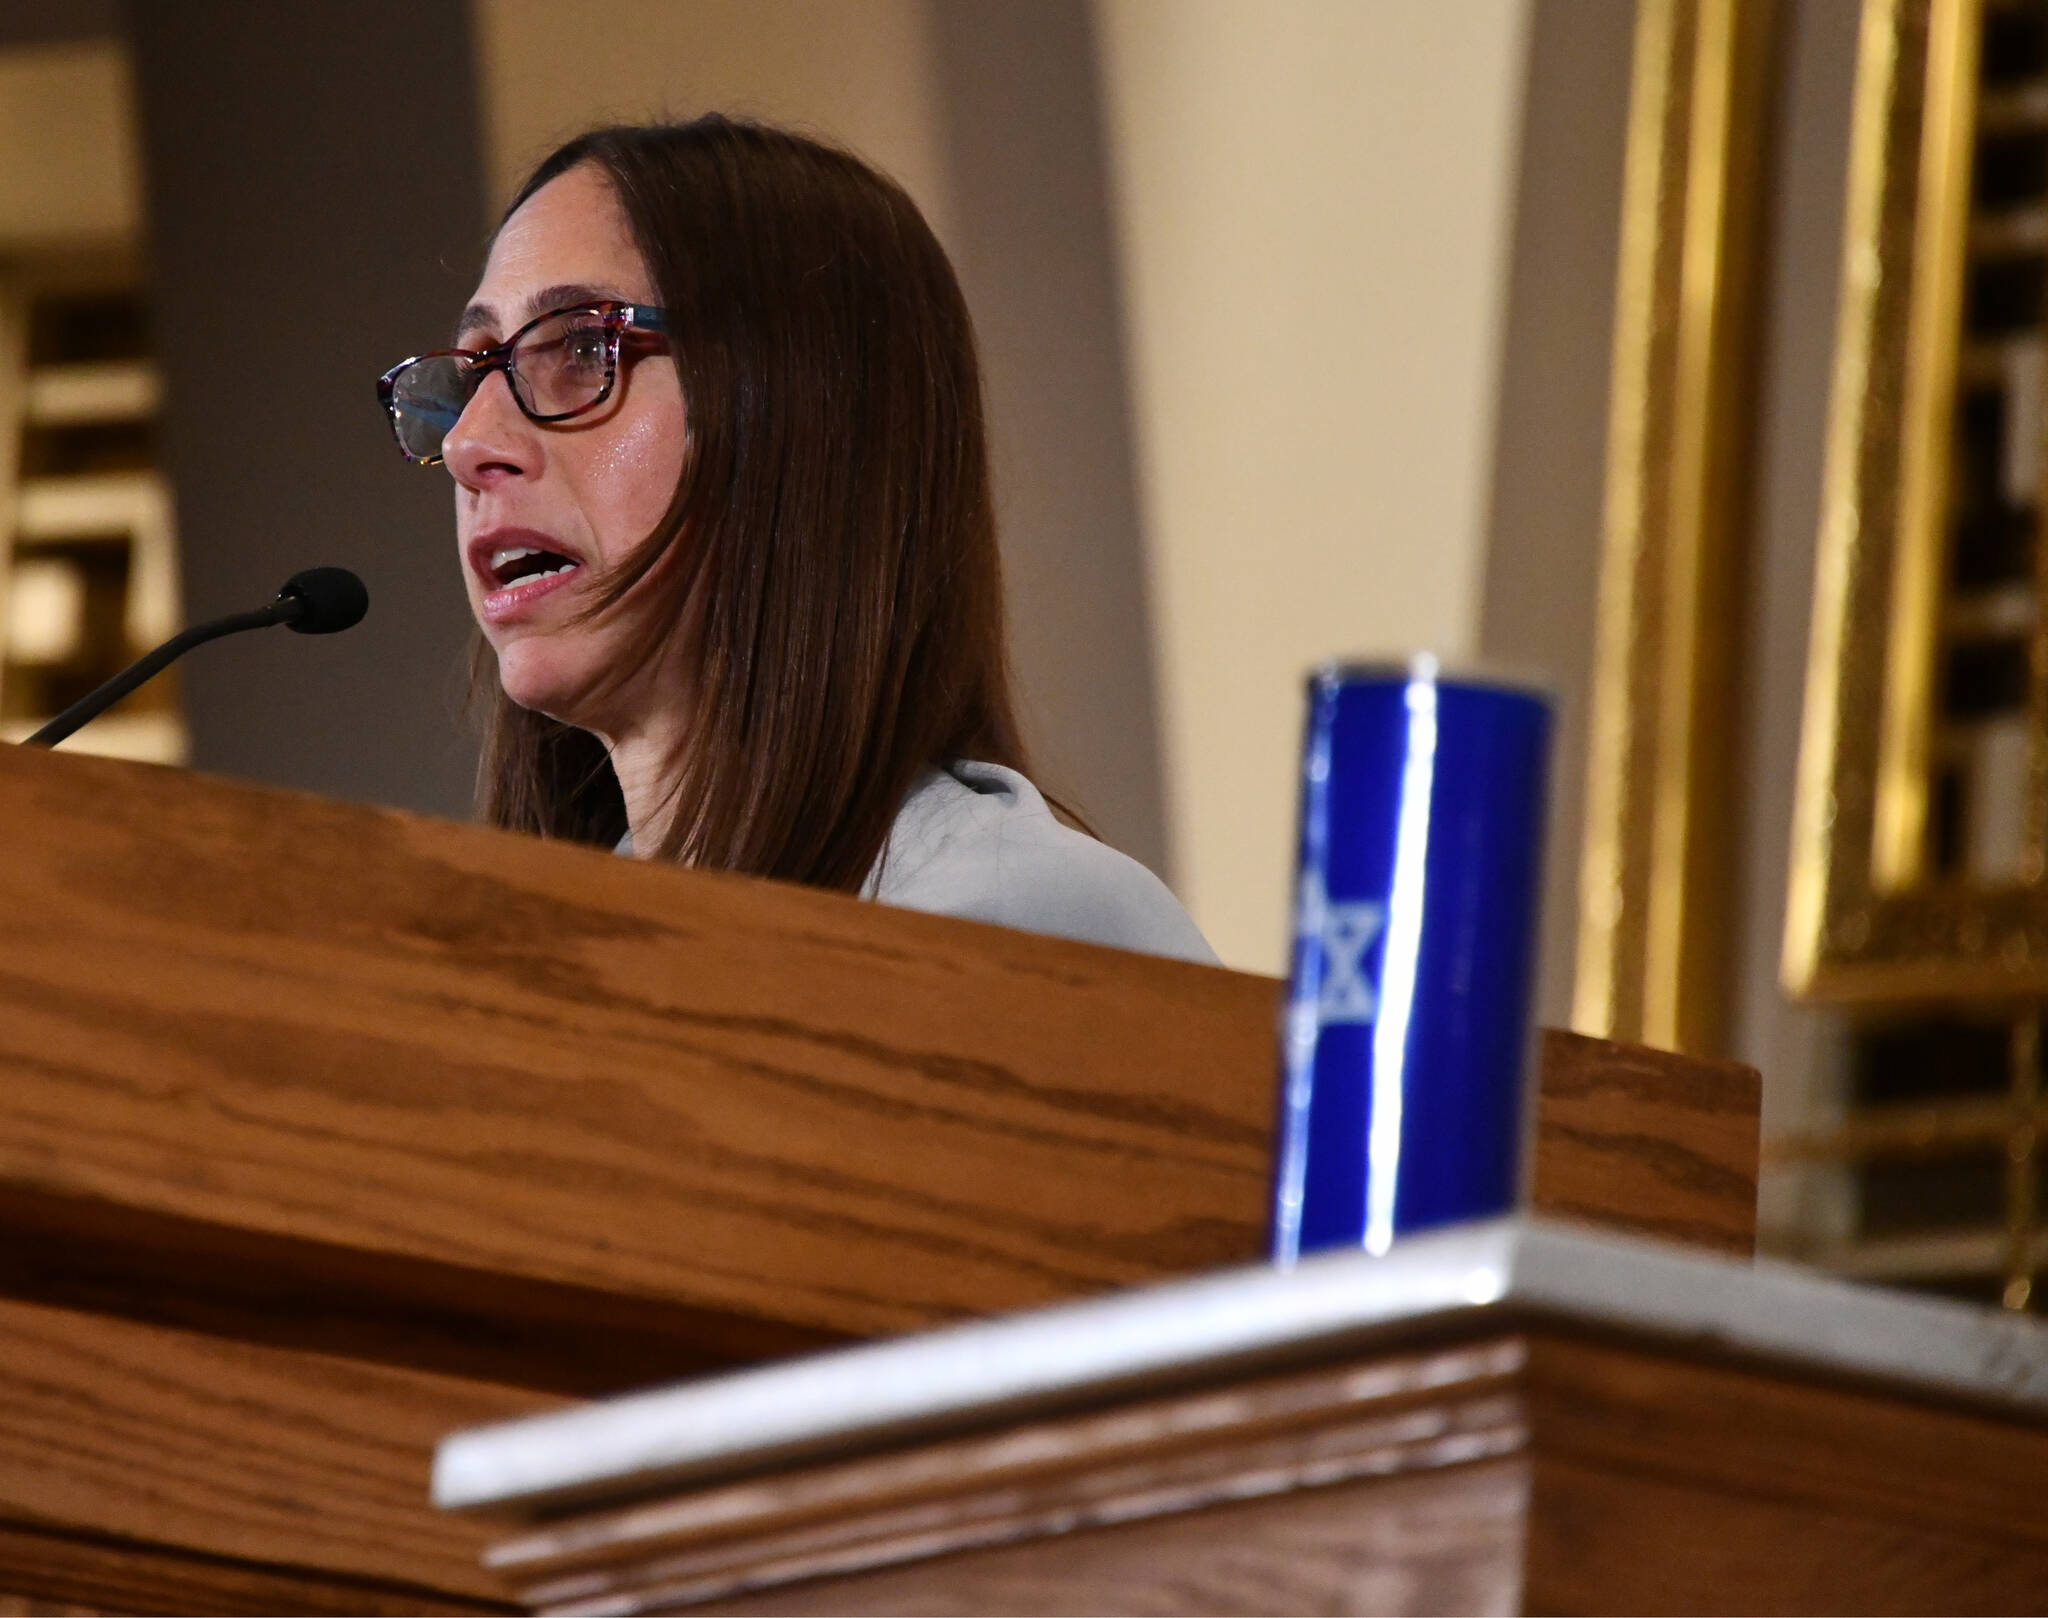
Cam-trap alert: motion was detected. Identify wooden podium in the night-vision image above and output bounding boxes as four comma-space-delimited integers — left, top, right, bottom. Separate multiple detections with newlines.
0, 745, 1758, 1614
439, 1220, 2048, 1616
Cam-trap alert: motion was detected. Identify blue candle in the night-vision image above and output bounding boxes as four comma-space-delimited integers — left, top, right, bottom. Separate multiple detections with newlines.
1271, 658, 1552, 1262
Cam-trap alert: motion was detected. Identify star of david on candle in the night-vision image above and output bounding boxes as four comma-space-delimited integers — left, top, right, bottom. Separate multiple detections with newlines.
1296, 871, 1386, 1026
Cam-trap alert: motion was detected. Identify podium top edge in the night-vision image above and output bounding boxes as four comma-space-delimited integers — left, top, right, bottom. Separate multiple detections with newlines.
433, 1216, 2048, 1517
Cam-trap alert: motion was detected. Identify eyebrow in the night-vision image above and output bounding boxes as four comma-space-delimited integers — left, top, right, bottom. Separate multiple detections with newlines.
451, 282, 631, 345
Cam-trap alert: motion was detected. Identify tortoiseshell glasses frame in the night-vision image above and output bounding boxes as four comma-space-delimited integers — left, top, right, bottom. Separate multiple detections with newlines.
376, 301, 671, 466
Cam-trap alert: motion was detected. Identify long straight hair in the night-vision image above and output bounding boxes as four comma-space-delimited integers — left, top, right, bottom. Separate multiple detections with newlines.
472, 118, 1033, 889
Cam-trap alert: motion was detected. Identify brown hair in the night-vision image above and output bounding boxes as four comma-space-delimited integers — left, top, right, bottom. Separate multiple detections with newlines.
472, 116, 1034, 889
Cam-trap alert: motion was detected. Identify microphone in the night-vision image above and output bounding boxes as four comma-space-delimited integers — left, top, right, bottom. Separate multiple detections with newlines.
25, 566, 370, 749
274, 566, 371, 635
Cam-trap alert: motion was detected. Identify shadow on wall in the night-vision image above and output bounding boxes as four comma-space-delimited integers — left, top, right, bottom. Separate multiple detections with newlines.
928, 0, 1171, 880
128, 0, 487, 819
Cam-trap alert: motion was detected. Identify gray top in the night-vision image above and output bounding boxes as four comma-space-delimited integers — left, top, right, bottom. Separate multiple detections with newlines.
865, 762, 1216, 963
620, 760, 1216, 964
433, 1216, 2048, 1513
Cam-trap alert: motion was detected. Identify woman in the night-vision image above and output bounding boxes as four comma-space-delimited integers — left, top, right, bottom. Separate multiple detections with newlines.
378, 117, 1213, 963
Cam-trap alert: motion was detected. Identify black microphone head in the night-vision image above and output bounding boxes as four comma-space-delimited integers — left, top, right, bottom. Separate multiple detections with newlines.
276, 567, 369, 634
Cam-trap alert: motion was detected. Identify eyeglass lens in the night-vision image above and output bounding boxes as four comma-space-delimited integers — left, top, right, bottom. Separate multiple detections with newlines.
388, 309, 618, 461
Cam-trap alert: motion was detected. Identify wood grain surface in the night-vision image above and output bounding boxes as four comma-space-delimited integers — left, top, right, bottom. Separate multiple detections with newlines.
0, 1294, 553, 1612
1521, 1335, 2048, 1613
0, 746, 1276, 1369
701, 1461, 1533, 1618
486, 1327, 2048, 1615
1528, 1028, 1758, 1255
487, 1340, 1532, 1611
0, 1182, 840, 1398
0, 746, 1757, 1394
0, 1523, 492, 1618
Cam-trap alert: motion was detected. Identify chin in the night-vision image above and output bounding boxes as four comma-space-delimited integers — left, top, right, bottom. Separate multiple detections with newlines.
493, 635, 607, 728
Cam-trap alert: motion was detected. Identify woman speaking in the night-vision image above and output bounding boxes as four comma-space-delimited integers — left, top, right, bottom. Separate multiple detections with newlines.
378, 117, 1213, 963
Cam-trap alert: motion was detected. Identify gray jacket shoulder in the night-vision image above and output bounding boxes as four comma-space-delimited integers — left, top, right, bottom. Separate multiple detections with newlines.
869, 762, 1219, 965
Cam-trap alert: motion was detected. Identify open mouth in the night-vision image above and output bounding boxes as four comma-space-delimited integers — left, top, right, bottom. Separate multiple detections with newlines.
487, 545, 581, 591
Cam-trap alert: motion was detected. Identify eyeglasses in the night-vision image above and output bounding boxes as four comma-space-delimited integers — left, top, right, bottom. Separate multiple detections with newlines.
376, 302, 671, 465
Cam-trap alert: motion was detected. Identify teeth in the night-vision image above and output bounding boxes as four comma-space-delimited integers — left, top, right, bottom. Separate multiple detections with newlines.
486, 544, 580, 591
492, 564, 578, 589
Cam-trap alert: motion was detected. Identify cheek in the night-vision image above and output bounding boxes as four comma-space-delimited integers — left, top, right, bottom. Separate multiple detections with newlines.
587, 390, 687, 552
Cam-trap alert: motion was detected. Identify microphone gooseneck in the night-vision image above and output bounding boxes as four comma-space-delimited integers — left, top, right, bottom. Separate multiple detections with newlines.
24, 567, 370, 749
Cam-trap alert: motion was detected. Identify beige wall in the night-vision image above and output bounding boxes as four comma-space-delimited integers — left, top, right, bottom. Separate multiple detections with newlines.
0, 41, 138, 247
473, 0, 952, 231
1095, 0, 1533, 971
1479, 0, 1635, 1031
1734, 0, 1860, 1236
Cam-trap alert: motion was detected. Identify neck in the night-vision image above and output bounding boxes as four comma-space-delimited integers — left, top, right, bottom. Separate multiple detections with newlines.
602, 709, 688, 857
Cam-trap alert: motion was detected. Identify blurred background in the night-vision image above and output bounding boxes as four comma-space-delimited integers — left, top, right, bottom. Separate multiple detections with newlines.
4, 0, 2045, 1316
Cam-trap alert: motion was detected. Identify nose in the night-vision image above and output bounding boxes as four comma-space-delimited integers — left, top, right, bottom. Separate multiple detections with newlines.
441, 368, 540, 489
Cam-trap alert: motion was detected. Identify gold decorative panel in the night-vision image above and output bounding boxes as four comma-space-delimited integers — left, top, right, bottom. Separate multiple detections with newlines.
1773, 0, 2048, 1312
1574, 0, 1777, 1055
1787, 0, 2048, 1001
1577, 0, 2048, 1309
